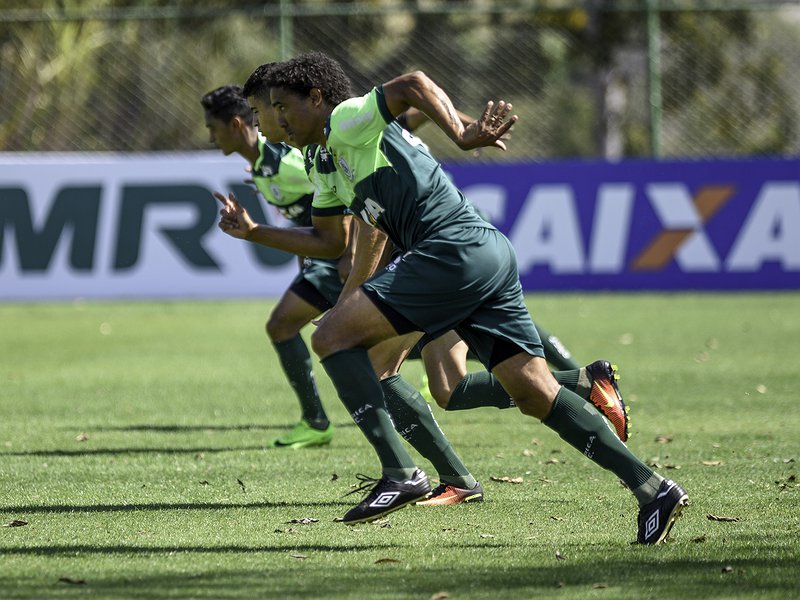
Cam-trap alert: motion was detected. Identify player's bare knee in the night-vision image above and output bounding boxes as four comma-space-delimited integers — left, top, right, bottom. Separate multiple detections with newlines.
310, 324, 347, 358
513, 395, 550, 419
266, 312, 297, 343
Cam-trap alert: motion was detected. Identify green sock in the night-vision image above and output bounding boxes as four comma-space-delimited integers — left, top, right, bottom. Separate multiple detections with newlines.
551, 367, 592, 400
537, 324, 581, 370
320, 349, 417, 479
543, 387, 663, 506
381, 375, 476, 489
446, 371, 515, 411
273, 335, 329, 429
446, 368, 591, 410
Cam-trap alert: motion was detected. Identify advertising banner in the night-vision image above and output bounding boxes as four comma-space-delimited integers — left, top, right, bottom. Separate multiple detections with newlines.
1, 153, 798, 300
452, 158, 800, 291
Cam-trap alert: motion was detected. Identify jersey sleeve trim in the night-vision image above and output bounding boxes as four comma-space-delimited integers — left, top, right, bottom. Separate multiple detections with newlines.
312, 205, 348, 217
374, 85, 396, 125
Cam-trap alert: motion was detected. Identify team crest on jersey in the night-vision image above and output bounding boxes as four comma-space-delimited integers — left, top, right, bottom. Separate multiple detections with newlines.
258, 166, 275, 177
338, 157, 355, 181
270, 184, 282, 200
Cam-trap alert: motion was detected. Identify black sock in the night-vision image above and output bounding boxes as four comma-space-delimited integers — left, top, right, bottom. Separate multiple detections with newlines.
543, 387, 663, 505
446, 371, 514, 410
320, 348, 417, 479
273, 335, 328, 429
381, 375, 475, 488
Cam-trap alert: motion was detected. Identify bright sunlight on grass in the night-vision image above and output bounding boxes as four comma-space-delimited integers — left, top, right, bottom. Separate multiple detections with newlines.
1, 293, 798, 599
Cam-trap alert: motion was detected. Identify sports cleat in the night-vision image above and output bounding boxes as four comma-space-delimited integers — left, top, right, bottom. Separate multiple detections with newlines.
416, 481, 484, 505
419, 372, 434, 403
586, 360, 631, 442
272, 420, 333, 449
342, 470, 431, 524
637, 479, 689, 544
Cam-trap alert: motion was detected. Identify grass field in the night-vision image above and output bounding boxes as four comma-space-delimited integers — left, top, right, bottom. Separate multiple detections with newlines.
1, 293, 798, 599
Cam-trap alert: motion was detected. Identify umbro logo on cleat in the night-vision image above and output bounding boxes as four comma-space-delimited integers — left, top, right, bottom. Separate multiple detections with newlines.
369, 492, 401, 508
644, 510, 660, 540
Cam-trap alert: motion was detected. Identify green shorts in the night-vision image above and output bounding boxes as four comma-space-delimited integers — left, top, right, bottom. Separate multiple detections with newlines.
289, 257, 343, 312
362, 227, 543, 369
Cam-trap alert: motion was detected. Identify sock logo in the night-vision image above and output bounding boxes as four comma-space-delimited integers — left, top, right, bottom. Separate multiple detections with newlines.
350, 403, 374, 424
584, 434, 596, 458
398, 423, 419, 440
370, 491, 401, 508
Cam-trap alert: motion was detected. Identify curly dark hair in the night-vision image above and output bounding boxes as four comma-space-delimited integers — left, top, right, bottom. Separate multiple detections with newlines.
242, 62, 277, 102
200, 85, 253, 125
265, 52, 353, 107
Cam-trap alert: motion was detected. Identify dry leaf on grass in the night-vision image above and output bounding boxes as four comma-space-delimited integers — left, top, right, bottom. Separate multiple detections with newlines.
721, 565, 734, 573
75, 432, 89, 442
289, 553, 308, 560
655, 435, 673, 444
430, 592, 450, 600
2, 519, 28, 527
287, 518, 319, 525
555, 550, 565, 561
374, 558, 401, 564
490, 476, 523, 484
707, 514, 740, 522
702, 460, 724, 466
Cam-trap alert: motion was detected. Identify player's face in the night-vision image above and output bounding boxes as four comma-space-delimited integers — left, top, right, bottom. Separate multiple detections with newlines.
269, 86, 324, 148
247, 95, 285, 144
204, 113, 238, 156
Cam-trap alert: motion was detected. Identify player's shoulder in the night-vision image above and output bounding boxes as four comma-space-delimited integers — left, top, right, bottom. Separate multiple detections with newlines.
327, 88, 393, 142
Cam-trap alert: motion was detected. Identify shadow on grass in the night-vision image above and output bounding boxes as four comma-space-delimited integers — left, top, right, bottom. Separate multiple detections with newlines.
72, 421, 358, 433
0, 445, 274, 457
0, 542, 395, 556
2, 553, 796, 598
0, 500, 351, 514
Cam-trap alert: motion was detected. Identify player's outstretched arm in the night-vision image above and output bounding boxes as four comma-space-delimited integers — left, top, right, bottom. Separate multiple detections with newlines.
213, 191, 350, 259
382, 71, 517, 151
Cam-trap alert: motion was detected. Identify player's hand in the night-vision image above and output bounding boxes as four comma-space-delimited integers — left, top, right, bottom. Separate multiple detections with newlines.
459, 100, 517, 151
213, 191, 255, 240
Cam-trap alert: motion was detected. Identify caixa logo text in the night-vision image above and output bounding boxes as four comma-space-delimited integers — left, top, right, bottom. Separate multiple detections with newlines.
460, 171, 800, 289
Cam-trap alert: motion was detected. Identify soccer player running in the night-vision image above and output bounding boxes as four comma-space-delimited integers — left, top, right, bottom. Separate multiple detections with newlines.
202, 84, 337, 449
217, 52, 684, 543
204, 82, 486, 503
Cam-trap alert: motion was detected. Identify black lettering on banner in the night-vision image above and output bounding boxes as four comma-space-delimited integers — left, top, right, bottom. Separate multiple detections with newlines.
114, 186, 218, 270
0, 187, 100, 271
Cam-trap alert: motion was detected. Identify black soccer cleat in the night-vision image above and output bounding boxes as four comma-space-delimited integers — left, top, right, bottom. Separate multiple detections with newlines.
342, 469, 431, 524
637, 479, 689, 544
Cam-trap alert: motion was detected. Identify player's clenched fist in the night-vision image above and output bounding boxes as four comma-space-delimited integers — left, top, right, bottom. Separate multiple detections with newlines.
213, 191, 255, 240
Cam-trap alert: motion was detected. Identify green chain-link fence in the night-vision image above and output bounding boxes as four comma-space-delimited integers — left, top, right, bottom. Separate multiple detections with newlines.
2, 0, 799, 162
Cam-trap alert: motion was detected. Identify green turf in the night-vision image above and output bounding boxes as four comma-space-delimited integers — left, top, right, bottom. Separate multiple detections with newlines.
1, 293, 798, 599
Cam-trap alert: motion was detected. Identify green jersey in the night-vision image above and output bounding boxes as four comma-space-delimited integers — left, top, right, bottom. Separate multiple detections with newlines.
308, 86, 492, 251
252, 134, 316, 226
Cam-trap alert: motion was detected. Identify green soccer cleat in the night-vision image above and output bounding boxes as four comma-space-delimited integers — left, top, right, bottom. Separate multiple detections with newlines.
419, 372, 434, 403
272, 420, 333, 449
